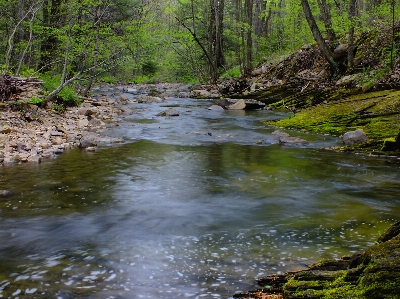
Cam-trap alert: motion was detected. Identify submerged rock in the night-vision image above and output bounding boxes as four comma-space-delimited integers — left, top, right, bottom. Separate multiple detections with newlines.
272, 130, 308, 145
0, 190, 12, 197
157, 108, 180, 117
208, 105, 224, 111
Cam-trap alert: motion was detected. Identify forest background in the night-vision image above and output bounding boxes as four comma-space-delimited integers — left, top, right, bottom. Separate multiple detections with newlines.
0, 0, 398, 104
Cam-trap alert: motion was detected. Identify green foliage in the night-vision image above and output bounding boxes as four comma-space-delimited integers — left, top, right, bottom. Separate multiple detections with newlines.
0, 0, 399, 84
220, 66, 241, 80
41, 74, 80, 105
27, 96, 43, 105
100, 76, 117, 84
142, 60, 158, 76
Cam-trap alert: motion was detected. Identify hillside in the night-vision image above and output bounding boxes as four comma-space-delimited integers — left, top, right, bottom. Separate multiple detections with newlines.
220, 24, 400, 156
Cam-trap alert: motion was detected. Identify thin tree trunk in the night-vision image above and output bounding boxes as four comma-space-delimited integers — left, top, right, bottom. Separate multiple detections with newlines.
16, 3, 41, 75
176, 17, 216, 79
317, 0, 336, 43
348, 0, 357, 71
83, 7, 101, 97
244, 0, 253, 75
301, 0, 339, 75
5, 6, 33, 70
390, 0, 395, 69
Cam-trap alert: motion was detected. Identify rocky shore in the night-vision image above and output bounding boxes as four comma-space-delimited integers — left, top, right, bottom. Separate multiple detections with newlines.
0, 81, 198, 167
0, 84, 133, 166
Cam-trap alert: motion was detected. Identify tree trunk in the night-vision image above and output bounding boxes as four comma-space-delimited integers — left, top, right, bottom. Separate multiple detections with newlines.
244, 0, 253, 75
300, 0, 339, 75
264, 3, 272, 38
215, 0, 225, 68
316, 0, 336, 43
348, 0, 357, 70
254, 0, 263, 36
83, 6, 101, 97
208, 0, 225, 82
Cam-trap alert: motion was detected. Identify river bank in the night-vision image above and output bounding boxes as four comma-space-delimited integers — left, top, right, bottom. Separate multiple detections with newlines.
0, 81, 191, 166
233, 221, 400, 299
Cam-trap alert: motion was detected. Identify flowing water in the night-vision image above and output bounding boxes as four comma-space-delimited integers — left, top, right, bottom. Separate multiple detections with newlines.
1, 86, 400, 299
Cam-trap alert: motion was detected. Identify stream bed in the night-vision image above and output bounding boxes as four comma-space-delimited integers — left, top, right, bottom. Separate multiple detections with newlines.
1, 86, 400, 298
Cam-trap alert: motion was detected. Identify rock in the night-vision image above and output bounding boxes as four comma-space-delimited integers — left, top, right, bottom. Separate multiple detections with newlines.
0, 127, 12, 134
77, 118, 89, 128
125, 88, 138, 94
2, 157, 14, 166
343, 129, 368, 145
27, 155, 41, 163
0, 190, 12, 197
119, 94, 129, 101
279, 135, 308, 145
85, 146, 97, 152
178, 91, 190, 98
88, 118, 104, 128
243, 100, 266, 110
333, 43, 348, 60
50, 130, 63, 136
361, 80, 375, 92
191, 89, 213, 98
272, 130, 308, 145
271, 130, 290, 138
78, 107, 96, 116
214, 98, 231, 107
208, 105, 225, 111
79, 138, 97, 148
157, 108, 180, 117
52, 137, 63, 145
251, 66, 266, 76
137, 95, 163, 103
17, 143, 27, 151
227, 99, 246, 110
301, 43, 312, 51
336, 74, 357, 86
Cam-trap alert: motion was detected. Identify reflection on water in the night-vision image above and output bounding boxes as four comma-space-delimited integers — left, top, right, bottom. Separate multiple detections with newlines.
0, 97, 400, 298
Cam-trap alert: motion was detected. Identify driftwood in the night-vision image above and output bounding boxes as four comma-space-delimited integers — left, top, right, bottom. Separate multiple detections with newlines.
0, 74, 43, 102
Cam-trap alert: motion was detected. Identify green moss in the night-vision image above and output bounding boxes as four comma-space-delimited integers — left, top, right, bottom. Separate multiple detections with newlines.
282, 234, 400, 299
266, 89, 400, 153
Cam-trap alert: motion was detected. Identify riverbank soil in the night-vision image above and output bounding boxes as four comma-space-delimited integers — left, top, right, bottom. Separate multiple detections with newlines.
220, 24, 400, 156
234, 221, 400, 299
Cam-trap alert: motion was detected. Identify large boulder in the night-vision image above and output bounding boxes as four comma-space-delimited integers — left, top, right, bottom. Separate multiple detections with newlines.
227, 99, 246, 110
343, 129, 368, 145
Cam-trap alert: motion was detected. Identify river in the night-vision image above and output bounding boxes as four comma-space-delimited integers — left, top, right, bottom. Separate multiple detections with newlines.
0, 86, 400, 298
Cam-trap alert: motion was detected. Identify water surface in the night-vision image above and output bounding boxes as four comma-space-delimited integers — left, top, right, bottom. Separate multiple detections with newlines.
0, 93, 400, 298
